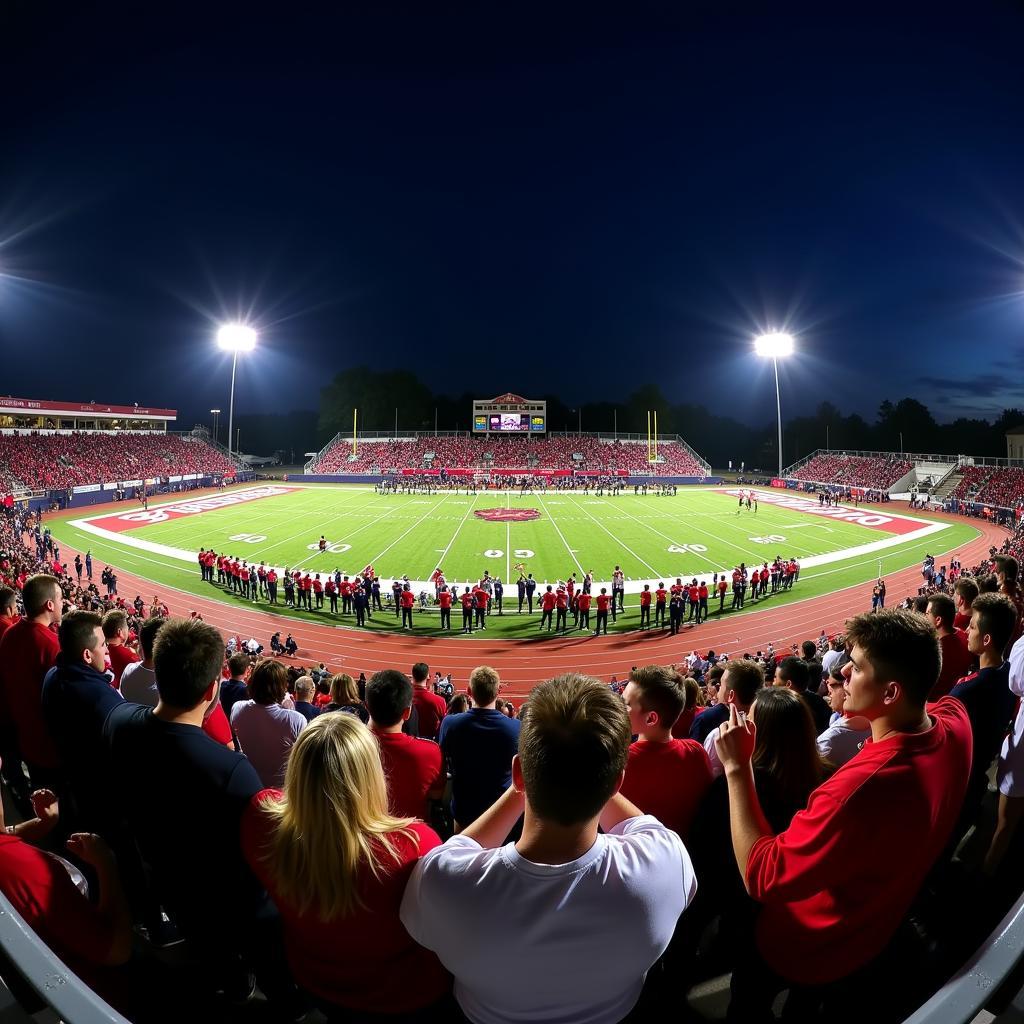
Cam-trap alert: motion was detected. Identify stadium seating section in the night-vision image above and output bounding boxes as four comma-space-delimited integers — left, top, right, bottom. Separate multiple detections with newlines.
791, 453, 913, 490
310, 435, 707, 475
0, 433, 236, 493
951, 466, 1024, 509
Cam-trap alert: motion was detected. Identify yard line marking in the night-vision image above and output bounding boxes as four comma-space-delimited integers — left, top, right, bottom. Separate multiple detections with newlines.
532, 491, 585, 576
371, 491, 461, 570
563, 496, 664, 577
506, 492, 511, 583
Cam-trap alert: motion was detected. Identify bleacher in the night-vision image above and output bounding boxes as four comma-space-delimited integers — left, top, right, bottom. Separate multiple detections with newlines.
789, 452, 913, 490
308, 433, 710, 476
0, 432, 237, 492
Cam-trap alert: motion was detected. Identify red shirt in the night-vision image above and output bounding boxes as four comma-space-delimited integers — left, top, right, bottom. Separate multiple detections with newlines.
555, 591, 568, 610
620, 739, 712, 838
640, 590, 651, 606
0, 835, 117, 980
746, 698, 972, 985
930, 630, 973, 701
688, 586, 699, 603
460, 592, 474, 610
438, 591, 452, 609
596, 594, 610, 611
313, 579, 323, 594
0, 612, 19, 642
401, 590, 415, 609
375, 730, 445, 818
0, 619, 61, 768
340, 581, 353, 597
473, 588, 488, 609
577, 592, 591, 611
411, 688, 448, 741
241, 792, 449, 1013
698, 584, 709, 600
541, 591, 557, 611
953, 610, 971, 631
202, 702, 233, 746
671, 706, 698, 738
655, 588, 667, 604
718, 580, 728, 595
107, 642, 141, 687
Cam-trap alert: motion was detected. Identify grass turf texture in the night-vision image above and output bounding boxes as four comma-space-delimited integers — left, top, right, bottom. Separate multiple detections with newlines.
48, 486, 980, 640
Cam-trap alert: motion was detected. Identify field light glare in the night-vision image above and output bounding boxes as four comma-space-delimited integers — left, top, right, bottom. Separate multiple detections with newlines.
217, 323, 257, 352
753, 331, 794, 358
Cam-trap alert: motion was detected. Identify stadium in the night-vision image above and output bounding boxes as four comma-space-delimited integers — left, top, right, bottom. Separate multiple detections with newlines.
8, 7, 1024, 1024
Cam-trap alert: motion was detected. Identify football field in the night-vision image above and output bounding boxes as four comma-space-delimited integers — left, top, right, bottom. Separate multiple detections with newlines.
49, 484, 979, 638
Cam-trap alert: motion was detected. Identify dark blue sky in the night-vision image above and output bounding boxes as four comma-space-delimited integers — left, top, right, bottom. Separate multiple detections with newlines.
2, 3, 1023, 430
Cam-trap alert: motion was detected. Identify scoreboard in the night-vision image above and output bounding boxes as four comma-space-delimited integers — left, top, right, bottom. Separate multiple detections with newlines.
472, 393, 546, 434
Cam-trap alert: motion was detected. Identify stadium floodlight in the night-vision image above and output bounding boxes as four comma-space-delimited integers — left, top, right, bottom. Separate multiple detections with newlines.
216, 324, 258, 458
754, 331, 795, 478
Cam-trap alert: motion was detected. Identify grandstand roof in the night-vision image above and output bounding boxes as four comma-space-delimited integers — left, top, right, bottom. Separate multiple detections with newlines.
0, 396, 176, 420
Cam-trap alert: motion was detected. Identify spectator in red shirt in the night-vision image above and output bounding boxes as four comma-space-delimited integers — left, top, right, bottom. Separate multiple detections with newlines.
101, 609, 140, 688
0, 585, 18, 640
926, 593, 974, 700
716, 608, 972, 1020
620, 665, 712, 838
241, 712, 452, 1018
367, 669, 446, 819
411, 662, 448, 740
0, 573, 62, 789
954, 577, 979, 631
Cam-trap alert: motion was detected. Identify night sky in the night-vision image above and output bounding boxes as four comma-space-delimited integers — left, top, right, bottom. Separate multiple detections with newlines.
2, 3, 1024, 431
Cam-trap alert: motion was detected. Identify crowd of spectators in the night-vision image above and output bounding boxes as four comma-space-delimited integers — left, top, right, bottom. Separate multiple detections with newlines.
0, 433, 236, 493
309, 434, 708, 477
950, 466, 1024, 511
791, 453, 913, 489
4, 501, 1024, 1022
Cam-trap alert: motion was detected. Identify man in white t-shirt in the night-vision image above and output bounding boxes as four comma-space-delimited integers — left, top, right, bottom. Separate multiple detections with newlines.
401, 673, 696, 1024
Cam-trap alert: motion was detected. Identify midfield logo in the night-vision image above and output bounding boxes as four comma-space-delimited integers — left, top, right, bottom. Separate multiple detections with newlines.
474, 508, 541, 523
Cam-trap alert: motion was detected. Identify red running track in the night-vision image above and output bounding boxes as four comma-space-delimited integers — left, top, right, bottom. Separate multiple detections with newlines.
54, 495, 1006, 700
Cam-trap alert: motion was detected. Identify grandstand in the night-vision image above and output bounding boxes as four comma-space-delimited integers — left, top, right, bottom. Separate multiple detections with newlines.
306, 431, 711, 477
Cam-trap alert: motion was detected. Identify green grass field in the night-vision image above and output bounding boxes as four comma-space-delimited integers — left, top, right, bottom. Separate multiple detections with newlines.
47, 485, 980, 638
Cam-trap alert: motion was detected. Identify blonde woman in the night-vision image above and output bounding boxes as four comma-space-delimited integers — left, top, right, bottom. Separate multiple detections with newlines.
241, 713, 451, 1021
323, 672, 369, 724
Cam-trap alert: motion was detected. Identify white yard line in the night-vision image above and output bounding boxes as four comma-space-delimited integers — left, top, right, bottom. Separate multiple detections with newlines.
370, 491, 461, 569
532, 491, 585, 576
599, 498, 722, 572
506, 492, 511, 582
565, 496, 663, 578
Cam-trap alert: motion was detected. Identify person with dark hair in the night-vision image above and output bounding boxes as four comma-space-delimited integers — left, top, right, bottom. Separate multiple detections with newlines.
367, 669, 445, 820
948, 593, 1017, 840
620, 665, 712, 838
101, 610, 140, 688
0, 585, 18, 641
691, 658, 763, 747
411, 661, 446, 741
775, 656, 831, 735
118, 616, 165, 706
715, 608, 972, 1021
954, 577, 980, 630
994, 554, 1024, 651
0, 573, 63, 790
220, 651, 252, 721
230, 659, 307, 788
926, 592, 973, 699
104, 618, 285, 1005
402, 673, 695, 1024
439, 665, 520, 830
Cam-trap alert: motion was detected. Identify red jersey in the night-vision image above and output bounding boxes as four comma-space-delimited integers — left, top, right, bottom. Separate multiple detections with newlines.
655, 588, 667, 604
746, 698, 972, 986
313, 579, 323, 594
202, 702, 233, 746
596, 594, 610, 612
670, 583, 684, 596
374, 731, 445, 818
0, 612, 19, 643
411, 688, 448, 741
460, 592, 474, 610
953, 610, 971, 631
473, 588, 489, 609
718, 580, 728, 595
930, 630, 973, 701
688, 586, 699, 603
620, 738, 712, 838
541, 591, 557, 611
340, 581, 353, 597
577, 592, 592, 611
267, 571, 277, 585
698, 584, 709, 600
325, 581, 336, 596
555, 591, 568, 610
438, 591, 452, 609
301, 576, 312, 592
0, 619, 61, 768
107, 642, 141, 687
639, 590, 652, 607
400, 590, 415, 609
241, 793, 449, 1013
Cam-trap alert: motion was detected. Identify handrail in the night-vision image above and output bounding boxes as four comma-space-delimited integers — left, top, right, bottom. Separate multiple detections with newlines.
901, 889, 1024, 1024
0, 890, 131, 1024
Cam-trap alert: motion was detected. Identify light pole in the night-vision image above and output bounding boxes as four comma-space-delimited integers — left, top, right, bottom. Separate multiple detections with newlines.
216, 324, 257, 458
210, 408, 221, 445
754, 332, 795, 478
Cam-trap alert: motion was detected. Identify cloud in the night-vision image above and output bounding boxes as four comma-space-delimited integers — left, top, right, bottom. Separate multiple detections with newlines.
917, 373, 1016, 399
